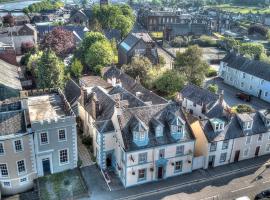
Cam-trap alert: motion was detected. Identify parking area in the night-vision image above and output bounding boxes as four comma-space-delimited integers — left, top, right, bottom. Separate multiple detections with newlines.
205, 77, 270, 110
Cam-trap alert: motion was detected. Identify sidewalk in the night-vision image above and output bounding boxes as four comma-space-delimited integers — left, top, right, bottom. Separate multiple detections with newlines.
77, 136, 95, 167
81, 155, 270, 200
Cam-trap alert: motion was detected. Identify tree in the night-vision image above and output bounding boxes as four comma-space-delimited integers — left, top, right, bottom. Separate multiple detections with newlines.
21, 41, 35, 54
35, 50, 65, 89
239, 43, 265, 59
122, 56, 152, 81
70, 59, 83, 78
154, 70, 186, 97
81, 31, 107, 53
115, 15, 133, 38
3, 14, 15, 27
41, 27, 75, 58
174, 45, 209, 86
207, 84, 218, 94
85, 40, 114, 74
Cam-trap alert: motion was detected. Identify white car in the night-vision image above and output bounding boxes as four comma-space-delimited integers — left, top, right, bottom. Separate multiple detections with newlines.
235, 196, 251, 200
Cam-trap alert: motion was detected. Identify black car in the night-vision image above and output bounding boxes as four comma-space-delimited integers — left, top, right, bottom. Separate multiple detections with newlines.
255, 189, 270, 199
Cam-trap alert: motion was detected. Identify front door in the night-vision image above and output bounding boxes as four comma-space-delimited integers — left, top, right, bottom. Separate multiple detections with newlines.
208, 155, 215, 168
42, 158, 51, 176
234, 150, 240, 162
157, 166, 163, 179
106, 153, 112, 168
255, 146, 260, 156
258, 90, 262, 98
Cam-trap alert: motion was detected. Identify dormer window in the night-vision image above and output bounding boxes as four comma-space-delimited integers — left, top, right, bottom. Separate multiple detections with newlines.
210, 118, 225, 132
237, 113, 253, 131
155, 126, 163, 137
133, 122, 149, 147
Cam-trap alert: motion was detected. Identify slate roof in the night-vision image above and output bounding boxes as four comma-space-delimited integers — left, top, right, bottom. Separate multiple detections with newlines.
36, 25, 89, 41
222, 53, 270, 82
94, 120, 115, 133
102, 66, 168, 105
84, 87, 115, 121
180, 84, 219, 107
119, 32, 153, 53
80, 76, 112, 90
118, 103, 194, 151
64, 79, 81, 115
201, 111, 270, 142
0, 101, 26, 137
0, 59, 22, 100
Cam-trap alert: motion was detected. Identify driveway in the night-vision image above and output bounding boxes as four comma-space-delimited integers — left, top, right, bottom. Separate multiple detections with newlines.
205, 77, 270, 110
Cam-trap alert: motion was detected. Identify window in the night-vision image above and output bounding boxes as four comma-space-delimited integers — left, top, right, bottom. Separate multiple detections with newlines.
242, 73, 246, 78
159, 149, 165, 159
176, 145, 184, 156
14, 140, 23, 152
0, 143, 4, 155
40, 132, 48, 144
17, 160, 26, 174
58, 129, 66, 141
138, 152, 147, 164
20, 177, 28, 183
138, 169, 146, 181
193, 102, 196, 107
246, 136, 251, 145
0, 164, 8, 177
3, 181, 11, 187
241, 82, 244, 87
261, 80, 264, 85
59, 149, 69, 164
249, 85, 253, 90
258, 134, 263, 142
266, 144, 270, 152
246, 122, 252, 130
121, 150, 125, 162
175, 161, 183, 172
222, 140, 229, 150
210, 142, 217, 152
219, 153, 227, 163
265, 92, 268, 97
139, 132, 145, 140
156, 126, 163, 137
243, 148, 249, 157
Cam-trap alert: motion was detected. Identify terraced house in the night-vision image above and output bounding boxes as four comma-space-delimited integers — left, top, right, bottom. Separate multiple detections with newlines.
78, 69, 195, 187
0, 89, 77, 195
219, 53, 270, 103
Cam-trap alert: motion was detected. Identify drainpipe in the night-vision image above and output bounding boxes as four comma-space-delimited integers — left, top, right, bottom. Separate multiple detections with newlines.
229, 138, 235, 163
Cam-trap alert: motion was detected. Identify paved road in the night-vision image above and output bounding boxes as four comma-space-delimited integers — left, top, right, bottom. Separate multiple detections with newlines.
80, 155, 270, 200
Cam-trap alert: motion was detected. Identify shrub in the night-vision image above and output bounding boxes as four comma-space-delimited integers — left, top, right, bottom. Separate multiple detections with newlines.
206, 68, 218, 77
207, 84, 218, 94
193, 35, 217, 47
233, 104, 254, 113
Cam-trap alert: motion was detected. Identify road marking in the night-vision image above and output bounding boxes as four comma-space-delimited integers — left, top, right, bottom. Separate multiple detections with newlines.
263, 180, 270, 184
201, 195, 218, 200
231, 185, 254, 193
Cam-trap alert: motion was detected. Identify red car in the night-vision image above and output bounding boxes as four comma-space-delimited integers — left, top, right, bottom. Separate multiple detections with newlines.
236, 92, 251, 102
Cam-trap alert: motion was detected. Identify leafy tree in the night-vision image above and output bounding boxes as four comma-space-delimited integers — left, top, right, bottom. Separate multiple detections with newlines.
23, 0, 64, 14
122, 56, 152, 80
248, 25, 269, 38
207, 84, 218, 94
115, 15, 133, 38
154, 70, 186, 97
174, 45, 209, 86
35, 50, 65, 89
239, 43, 265, 59
70, 59, 83, 78
21, 41, 35, 54
158, 55, 166, 67
2, 14, 14, 27
85, 40, 114, 74
81, 31, 106, 53
41, 27, 75, 58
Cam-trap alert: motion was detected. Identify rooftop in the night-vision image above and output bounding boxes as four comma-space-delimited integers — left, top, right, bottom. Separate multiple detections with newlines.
79, 76, 112, 90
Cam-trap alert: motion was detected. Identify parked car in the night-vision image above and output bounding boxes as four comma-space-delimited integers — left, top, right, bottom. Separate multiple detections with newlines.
255, 189, 270, 199
235, 196, 251, 200
236, 92, 251, 102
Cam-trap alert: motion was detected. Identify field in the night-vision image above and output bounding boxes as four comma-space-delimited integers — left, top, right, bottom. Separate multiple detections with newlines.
209, 4, 270, 14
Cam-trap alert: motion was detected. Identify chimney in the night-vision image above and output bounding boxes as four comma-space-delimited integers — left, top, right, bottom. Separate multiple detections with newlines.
135, 76, 140, 84
219, 90, 224, 106
81, 87, 88, 106
91, 92, 100, 120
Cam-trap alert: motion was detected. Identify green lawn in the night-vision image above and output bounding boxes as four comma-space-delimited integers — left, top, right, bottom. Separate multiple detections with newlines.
209, 4, 270, 14
39, 169, 88, 200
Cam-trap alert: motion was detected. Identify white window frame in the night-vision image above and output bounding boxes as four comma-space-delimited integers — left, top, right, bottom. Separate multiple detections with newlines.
176, 145, 184, 156
0, 163, 9, 178
40, 132, 49, 145
219, 152, 227, 163
243, 148, 249, 157
58, 129, 67, 142
19, 176, 28, 185
59, 149, 69, 166
258, 134, 263, 142
266, 144, 270, 152
245, 136, 251, 145
0, 142, 4, 156
2, 181, 11, 187
17, 159, 27, 175
13, 139, 23, 153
